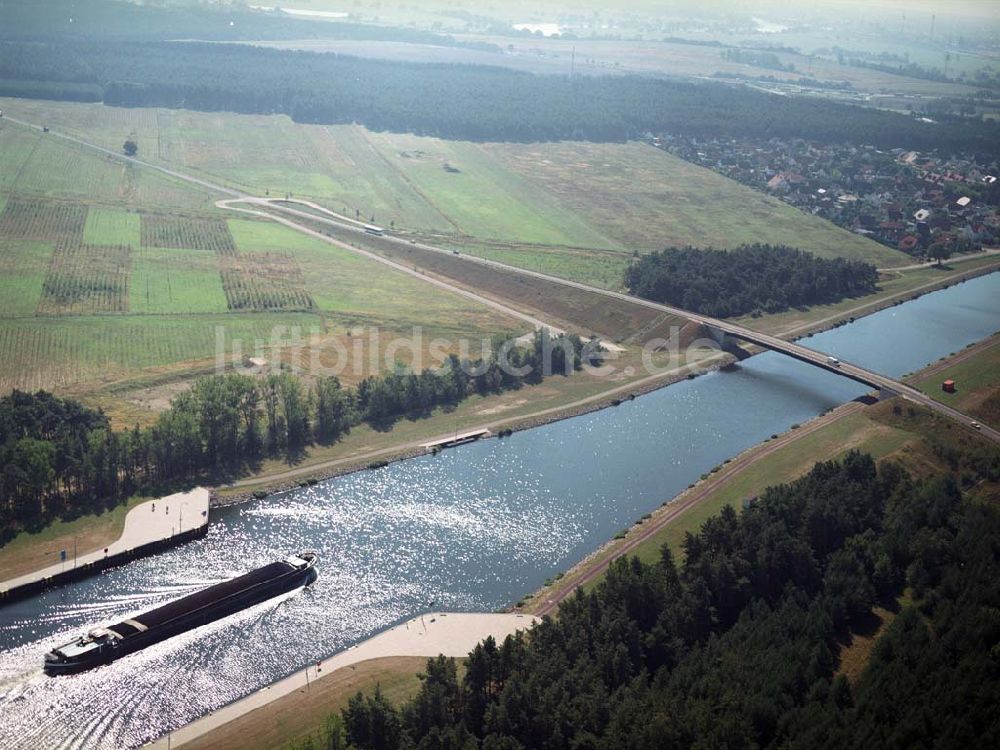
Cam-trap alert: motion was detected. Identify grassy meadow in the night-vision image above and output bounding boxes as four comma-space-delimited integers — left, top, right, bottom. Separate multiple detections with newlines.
0, 112, 522, 398
0, 95, 920, 414
0, 98, 905, 290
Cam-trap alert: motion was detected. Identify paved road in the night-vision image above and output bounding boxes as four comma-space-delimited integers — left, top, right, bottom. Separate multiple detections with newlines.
146, 612, 538, 749
246, 198, 998, 445
9, 113, 994, 446
2, 114, 244, 198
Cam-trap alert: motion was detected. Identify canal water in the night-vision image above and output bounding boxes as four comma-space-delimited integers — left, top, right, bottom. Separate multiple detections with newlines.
1, 272, 998, 749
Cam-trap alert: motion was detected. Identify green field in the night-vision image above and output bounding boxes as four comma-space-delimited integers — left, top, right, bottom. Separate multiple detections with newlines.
914, 337, 1000, 427
484, 141, 904, 265
915, 340, 1000, 399
0, 119, 216, 210
83, 208, 142, 246
438, 239, 631, 289
1, 99, 903, 279
0, 114, 524, 397
227, 218, 510, 330
0, 239, 50, 316
0, 313, 321, 392
130, 247, 229, 314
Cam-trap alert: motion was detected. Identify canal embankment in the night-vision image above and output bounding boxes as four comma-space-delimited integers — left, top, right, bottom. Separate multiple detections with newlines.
2, 272, 997, 750
145, 612, 538, 750
0, 488, 210, 604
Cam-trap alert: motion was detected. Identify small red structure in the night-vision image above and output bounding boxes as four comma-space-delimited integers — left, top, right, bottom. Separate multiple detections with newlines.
942, 380, 956, 393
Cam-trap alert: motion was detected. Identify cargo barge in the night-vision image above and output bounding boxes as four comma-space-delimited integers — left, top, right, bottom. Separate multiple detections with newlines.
44, 552, 318, 675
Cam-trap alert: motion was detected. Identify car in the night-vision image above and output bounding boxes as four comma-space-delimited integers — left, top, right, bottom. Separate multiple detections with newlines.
971, 421, 982, 430
826, 356, 840, 366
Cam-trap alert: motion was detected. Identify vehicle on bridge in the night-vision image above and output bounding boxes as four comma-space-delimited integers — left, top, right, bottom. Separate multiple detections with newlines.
826, 356, 840, 366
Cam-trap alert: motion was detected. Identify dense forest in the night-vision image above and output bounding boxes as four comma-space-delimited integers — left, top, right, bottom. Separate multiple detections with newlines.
0, 331, 594, 544
0, 0, 492, 48
625, 244, 879, 318
0, 36, 997, 151
286, 448, 1000, 750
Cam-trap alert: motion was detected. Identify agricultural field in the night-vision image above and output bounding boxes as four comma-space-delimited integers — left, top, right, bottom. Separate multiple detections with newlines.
361, 130, 622, 249
1, 99, 904, 287
130, 247, 228, 315
0, 313, 321, 394
220, 252, 316, 312
0, 125, 524, 397
0, 196, 86, 242
0, 240, 50, 317
226, 218, 510, 332
482, 141, 906, 267
141, 214, 237, 255
37, 242, 131, 315
0, 113, 217, 211
432, 239, 631, 290
83, 208, 141, 246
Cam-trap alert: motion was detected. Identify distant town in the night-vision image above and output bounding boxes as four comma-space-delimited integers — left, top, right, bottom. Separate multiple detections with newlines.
658, 134, 1000, 257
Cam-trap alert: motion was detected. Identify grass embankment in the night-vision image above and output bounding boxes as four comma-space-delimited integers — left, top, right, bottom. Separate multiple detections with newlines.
181, 656, 431, 750
739, 253, 1000, 339
218, 348, 723, 496
0, 495, 147, 583
522, 333, 1000, 611
912, 333, 1000, 428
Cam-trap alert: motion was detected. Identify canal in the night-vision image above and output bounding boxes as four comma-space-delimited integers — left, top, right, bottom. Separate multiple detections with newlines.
1, 272, 998, 749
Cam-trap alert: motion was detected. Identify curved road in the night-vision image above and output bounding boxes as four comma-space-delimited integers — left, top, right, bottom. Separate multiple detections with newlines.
8, 112, 995, 446
246, 197, 1000, 445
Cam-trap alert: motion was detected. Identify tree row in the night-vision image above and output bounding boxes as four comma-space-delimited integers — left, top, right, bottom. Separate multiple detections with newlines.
0, 39, 997, 153
286, 445, 1000, 749
0, 331, 596, 544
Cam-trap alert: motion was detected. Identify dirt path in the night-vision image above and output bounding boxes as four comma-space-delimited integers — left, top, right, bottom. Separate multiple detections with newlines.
877, 248, 1000, 273
147, 612, 538, 749
225, 352, 724, 489
907, 333, 998, 381
533, 401, 865, 617
218, 198, 561, 336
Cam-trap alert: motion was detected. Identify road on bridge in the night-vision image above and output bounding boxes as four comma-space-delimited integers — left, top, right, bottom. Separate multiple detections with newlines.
8, 114, 993, 444
252, 198, 999, 445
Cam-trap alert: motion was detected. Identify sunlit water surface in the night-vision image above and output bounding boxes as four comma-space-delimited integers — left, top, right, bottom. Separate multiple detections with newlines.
1, 272, 998, 749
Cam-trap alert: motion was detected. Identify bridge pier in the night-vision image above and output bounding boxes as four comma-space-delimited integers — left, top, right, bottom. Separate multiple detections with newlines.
705, 325, 752, 360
